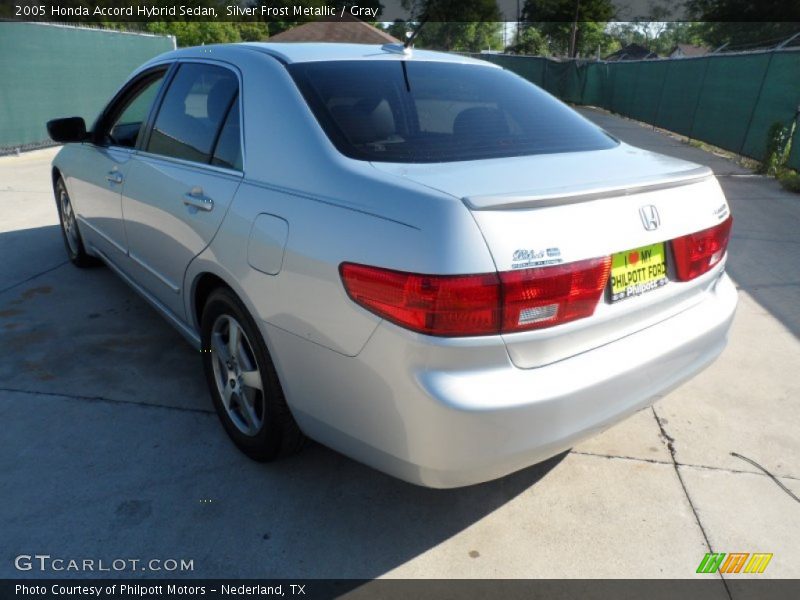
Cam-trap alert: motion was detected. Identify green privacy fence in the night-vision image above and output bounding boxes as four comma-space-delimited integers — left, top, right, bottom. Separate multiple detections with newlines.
0, 22, 174, 152
476, 50, 800, 171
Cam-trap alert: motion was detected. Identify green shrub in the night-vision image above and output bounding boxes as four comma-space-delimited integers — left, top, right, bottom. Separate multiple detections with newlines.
760, 121, 793, 176
777, 168, 800, 193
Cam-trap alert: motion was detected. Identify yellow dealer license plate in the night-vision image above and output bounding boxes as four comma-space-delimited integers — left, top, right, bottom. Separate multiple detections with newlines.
610, 242, 668, 303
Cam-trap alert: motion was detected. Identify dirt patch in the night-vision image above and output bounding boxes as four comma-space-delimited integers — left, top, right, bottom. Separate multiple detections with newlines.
21, 360, 56, 381
114, 500, 153, 527
97, 335, 157, 350
9, 329, 51, 351
3, 286, 54, 309
20, 286, 53, 300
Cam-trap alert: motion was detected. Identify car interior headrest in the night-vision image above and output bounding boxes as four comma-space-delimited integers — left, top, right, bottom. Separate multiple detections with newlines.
206, 78, 238, 123
330, 99, 395, 145
453, 106, 509, 138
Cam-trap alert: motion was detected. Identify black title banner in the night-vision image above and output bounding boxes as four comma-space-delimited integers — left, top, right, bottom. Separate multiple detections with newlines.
4, 579, 800, 600
2, 0, 800, 23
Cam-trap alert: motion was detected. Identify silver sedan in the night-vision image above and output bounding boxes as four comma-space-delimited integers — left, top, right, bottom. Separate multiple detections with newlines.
46, 43, 737, 487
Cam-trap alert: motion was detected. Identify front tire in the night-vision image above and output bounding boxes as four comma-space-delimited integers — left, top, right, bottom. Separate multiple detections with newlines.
55, 176, 98, 268
201, 287, 304, 461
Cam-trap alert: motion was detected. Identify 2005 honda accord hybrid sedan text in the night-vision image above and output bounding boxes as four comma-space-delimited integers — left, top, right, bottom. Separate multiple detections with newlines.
46, 43, 737, 487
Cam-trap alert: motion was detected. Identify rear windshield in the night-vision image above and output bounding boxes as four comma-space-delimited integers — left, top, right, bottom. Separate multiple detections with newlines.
287, 60, 617, 163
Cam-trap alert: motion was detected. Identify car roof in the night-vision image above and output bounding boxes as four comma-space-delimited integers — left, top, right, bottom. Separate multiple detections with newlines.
146, 42, 498, 68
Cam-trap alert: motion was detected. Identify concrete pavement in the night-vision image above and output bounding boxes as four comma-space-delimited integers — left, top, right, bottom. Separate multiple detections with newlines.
1, 110, 798, 585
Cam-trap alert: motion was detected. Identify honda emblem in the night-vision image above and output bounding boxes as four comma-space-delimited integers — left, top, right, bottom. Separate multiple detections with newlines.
639, 205, 661, 231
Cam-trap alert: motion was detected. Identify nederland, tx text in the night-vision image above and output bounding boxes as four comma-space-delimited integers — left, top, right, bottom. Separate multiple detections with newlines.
14, 584, 307, 596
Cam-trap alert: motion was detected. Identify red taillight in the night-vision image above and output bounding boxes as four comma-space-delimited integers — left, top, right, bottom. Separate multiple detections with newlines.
340, 258, 611, 337
339, 263, 501, 336
500, 257, 612, 332
672, 217, 732, 281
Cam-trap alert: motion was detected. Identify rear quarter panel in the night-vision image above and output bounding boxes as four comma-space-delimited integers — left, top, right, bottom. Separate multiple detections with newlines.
189, 176, 496, 358
183, 49, 497, 358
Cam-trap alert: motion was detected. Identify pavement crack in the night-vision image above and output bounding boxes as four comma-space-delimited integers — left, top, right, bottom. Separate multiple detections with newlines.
652, 406, 733, 600
0, 386, 214, 415
730, 452, 800, 504
569, 450, 672, 466
571, 449, 800, 481
676, 461, 799, 481
0, 260, 69, 296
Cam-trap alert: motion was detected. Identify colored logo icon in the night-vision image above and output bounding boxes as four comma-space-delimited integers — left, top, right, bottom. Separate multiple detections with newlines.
696, 552, 773, 574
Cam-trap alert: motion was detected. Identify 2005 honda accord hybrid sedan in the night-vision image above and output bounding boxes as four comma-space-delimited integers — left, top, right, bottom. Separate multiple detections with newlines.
47, 43, 737, 487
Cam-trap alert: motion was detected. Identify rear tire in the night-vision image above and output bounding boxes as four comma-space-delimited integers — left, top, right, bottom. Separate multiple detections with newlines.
55, 176, 98, 268
201, 287, 304, 461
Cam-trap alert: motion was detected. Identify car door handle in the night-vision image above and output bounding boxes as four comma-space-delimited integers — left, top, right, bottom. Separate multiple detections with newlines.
106, 172, 123, 184
183, 188, 214, 212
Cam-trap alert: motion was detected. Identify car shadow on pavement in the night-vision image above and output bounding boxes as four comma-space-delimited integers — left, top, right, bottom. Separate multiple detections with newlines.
1, 224, 568, 579
209, 444, 568, 579
724, 193, 800, 341
0, 225, 66, 294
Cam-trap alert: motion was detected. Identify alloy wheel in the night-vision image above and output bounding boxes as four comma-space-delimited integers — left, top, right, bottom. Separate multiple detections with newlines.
59, 187, 79, 255
210, 314, 265, 436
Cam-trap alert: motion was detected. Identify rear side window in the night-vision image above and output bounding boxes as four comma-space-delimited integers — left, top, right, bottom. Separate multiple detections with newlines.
211, 95, 242, 170
288, 61, 617, 163
147, 63, 240, 166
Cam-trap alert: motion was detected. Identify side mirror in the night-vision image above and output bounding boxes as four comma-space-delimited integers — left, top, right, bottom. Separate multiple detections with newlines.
46, 117, 88, 143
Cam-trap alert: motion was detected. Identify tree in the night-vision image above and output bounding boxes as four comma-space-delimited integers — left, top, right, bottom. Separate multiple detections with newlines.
144, 22, 243, 46
651, 22, 705, 55
397, 0, 503, 52
621, 0, 672, 51
384, 20, 411, 42
522, 0, 615, 57
401, 0, 500, 23
414, 21, 503, 51
233, 22, 270, 42
686, 0, 800, 49
507, 24, 548, 55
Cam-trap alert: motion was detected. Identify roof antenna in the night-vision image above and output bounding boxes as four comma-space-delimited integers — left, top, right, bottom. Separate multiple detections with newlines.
382, 12, 429, 56
404, 15, 429, 50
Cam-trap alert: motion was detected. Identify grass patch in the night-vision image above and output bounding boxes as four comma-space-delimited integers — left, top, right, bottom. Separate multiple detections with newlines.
685, 138, 760, 170
777, 168, 800, 193
760, 121, 800, 194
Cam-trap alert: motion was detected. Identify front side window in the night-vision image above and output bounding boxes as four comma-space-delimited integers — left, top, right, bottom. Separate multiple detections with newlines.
106, 72, 166, 148
288, 61, 617, 163
147, 63, 240, 166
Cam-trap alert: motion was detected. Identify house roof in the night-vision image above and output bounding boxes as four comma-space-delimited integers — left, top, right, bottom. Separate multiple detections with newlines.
604, 43, 658, 61
269, 18, 399, 45
669, 43, 710, 57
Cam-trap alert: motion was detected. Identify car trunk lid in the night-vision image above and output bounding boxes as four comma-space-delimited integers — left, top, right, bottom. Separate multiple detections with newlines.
371, 144, 732, 368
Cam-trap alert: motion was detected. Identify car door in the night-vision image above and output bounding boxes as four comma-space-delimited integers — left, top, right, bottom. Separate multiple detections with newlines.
120, 61, 243, 319
68, 68, 169, 259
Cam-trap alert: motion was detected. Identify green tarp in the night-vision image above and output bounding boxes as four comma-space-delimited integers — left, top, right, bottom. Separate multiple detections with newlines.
0, 22, 174, 151
2, 27, 798, 170
475, 50, 800, 171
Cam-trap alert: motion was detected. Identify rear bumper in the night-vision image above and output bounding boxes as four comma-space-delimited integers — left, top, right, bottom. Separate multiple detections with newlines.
270, 272, 738, 488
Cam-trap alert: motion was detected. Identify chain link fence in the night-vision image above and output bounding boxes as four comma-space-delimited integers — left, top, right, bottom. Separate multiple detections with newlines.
3, 22, 798, 171
475, 48, 800, 171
